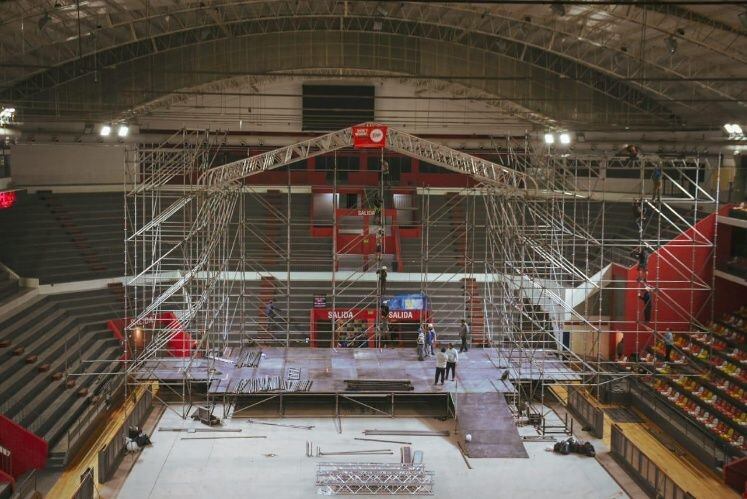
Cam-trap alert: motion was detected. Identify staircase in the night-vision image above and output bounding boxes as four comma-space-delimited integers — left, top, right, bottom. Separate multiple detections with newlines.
463, 278, 486, 345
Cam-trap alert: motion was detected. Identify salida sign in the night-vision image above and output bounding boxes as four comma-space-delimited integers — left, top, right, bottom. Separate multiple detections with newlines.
321, 309, 420, 322
352, 125, 388, 149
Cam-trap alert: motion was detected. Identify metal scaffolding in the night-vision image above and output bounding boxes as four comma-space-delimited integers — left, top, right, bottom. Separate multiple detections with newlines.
123, 124, 719, 421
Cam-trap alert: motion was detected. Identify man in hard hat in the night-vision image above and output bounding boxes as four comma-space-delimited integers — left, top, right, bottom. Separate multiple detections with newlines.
426, 323, 437, 356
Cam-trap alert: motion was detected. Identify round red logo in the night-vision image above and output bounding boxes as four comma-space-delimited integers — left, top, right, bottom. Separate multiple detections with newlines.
369, 128, 384, 143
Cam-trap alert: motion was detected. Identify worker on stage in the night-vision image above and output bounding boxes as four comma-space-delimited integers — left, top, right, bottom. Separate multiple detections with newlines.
434, 346, 448, 385
426, 323, 437, 356
459, 319, 471, 352
445, 343, 459, 381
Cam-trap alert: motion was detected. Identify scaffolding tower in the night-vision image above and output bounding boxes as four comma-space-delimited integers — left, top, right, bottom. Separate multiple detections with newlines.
123, 124, 720, 419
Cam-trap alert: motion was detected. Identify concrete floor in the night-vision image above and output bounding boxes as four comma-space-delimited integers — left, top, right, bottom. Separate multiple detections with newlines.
117, 406, 627, 499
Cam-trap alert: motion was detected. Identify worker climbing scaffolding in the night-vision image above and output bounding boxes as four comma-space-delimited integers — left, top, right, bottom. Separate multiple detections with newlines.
376, 151, 389, 347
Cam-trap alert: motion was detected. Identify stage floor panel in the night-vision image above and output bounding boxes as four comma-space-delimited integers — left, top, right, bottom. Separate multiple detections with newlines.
456, 393, 529, 458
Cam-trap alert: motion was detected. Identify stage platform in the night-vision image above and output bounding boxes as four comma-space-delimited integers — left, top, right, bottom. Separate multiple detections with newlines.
135, 347, 579, 395
136, 348, 577, 453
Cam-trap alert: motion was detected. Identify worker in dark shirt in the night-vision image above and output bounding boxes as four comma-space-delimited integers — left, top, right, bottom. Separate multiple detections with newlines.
459, 319, 471, 352
377, 265, 388, 295
265, 299, 279, 335
639, 288, 652, 322
632, 246, 648, 281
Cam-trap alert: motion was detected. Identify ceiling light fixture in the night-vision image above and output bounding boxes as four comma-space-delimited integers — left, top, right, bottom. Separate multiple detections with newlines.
559, 132, 571, 145
723, 123, 743, 137
117, 125, 129, 138
99, 124, 111, 137
0, 107, 15, 125
544, 133, 555, 145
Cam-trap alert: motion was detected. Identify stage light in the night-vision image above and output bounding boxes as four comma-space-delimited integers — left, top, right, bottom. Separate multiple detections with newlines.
559, 132, 571, 145
117, 125, 129, 138
0, 107, 15, 125
731, 124, 742, 135
724, 124, 744, 137
544, 133, 555, 145
99, 124, 111, 137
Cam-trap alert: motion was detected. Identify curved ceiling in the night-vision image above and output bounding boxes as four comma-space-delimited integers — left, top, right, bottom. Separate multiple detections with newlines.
0, 0, 744, 131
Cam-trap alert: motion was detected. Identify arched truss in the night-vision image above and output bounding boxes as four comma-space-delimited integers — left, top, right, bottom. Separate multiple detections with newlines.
1, 1, 744, 127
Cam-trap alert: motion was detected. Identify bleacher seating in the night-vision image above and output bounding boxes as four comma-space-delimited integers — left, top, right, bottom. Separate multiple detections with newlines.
0, 289, 124, 466
637, 306, 747, 453
239, 192, 335, 272
0, 268, 19, 303
0, 191, 689, 286
0, 192, 124, 283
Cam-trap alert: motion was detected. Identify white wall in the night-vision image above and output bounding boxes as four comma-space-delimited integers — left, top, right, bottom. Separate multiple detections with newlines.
10, 143, 125, 187
136, 77, 532, 137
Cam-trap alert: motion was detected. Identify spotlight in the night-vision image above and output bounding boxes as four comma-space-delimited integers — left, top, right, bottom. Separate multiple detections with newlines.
0, 107, 15, 125
559, 132, 571, 145
117, 125, 129, 137
723, 123, 743, 137
544, 133, 555, 145
99, 124, 111, 137
665, 36, 677, 54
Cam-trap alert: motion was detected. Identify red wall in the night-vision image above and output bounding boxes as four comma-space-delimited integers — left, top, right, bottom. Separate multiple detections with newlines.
713, 276, 747, 319
0, 415, 47, 479
617, 206, 730, 356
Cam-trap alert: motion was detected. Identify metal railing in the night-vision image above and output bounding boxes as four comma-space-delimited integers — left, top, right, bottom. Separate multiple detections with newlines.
610, 424, 694, 499
567, 386, 604, 439
97, 386, 154, 483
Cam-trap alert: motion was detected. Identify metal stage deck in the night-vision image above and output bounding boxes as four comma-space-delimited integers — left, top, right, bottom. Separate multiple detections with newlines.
135, 347, 579, 418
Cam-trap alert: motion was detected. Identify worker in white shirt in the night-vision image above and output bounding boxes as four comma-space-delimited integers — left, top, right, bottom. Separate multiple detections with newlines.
445, 343, 459, 381
434, 346, 448, 385
416, 327, 426, 361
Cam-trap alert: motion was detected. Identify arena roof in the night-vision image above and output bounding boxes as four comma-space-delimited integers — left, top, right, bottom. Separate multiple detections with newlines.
0, 1, 744, 131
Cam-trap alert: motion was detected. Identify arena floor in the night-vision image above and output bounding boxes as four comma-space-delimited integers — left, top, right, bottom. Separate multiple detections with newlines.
116, 408, 628, 499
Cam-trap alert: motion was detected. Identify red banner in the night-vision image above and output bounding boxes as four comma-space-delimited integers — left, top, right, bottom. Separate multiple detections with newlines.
352, 125, 388, 149
0, 415, 48, 479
